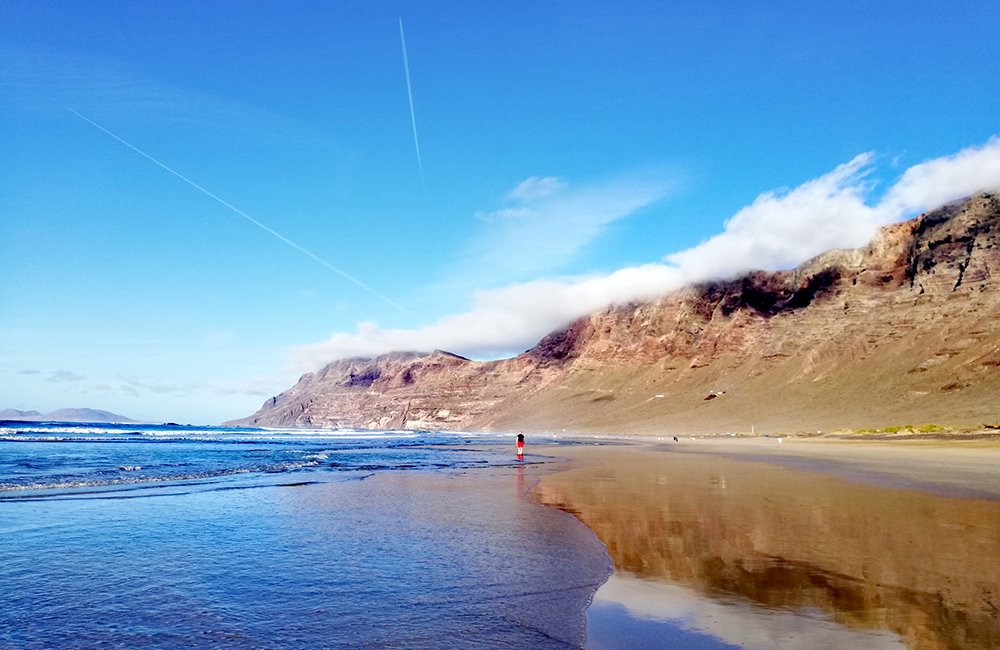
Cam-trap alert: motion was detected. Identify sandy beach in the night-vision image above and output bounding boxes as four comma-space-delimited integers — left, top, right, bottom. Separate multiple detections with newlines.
5, 424, 1000, 649
526, 437, 1000, 649
654, 436, 1000, 499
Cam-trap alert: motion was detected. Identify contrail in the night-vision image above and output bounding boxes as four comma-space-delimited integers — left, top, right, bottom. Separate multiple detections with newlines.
398, 17, 423, 180
70, 110, 413, 316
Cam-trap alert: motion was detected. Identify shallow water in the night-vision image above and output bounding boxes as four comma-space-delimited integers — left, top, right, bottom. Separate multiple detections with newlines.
0, 423, 513, 494
0, 423, 611, 649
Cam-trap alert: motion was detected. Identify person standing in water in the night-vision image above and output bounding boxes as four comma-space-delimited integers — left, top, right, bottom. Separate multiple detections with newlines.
516, 432, 525, 460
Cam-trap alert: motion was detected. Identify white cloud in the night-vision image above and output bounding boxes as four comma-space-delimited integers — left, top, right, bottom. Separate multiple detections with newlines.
214, 376, 295, 397
665, 153, 880, 281
113, 374, 294, 399
48, 370, 86, 383
0, 43, 308, 140
667, 138, 1000, 284
291, 138, 1000, 371
119, 376, 204, 396
879, 136, 1000, 216
506, 176, 568, 201
463, 172, 676, 283
289, 265, 682, 367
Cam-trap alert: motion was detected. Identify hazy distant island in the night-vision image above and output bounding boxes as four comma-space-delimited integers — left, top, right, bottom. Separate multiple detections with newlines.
227, 193, 1000, 435
0, 407, 138, 424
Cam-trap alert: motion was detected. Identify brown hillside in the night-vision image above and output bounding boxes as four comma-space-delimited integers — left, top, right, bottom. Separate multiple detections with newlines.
226, 194, 1000, 434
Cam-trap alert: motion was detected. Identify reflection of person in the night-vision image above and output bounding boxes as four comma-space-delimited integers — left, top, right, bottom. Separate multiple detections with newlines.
516, 432, 525, 459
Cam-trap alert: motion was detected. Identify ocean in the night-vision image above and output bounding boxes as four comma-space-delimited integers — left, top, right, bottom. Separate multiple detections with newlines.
0, 422, 611, 649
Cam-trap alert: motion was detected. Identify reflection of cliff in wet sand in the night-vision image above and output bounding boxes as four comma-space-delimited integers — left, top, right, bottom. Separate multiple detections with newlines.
530, 443, 1000, 650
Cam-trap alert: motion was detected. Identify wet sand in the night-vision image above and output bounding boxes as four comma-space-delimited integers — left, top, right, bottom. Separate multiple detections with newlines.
653, 436, 1000, 500
527, 438, 1000, 650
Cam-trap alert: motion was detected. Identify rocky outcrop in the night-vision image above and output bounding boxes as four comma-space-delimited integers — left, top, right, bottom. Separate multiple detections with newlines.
227, 194, 1000, 434
230, 350, 546, 430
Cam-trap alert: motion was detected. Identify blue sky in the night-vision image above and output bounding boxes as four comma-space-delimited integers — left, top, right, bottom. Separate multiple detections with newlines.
2, 0, 999, 424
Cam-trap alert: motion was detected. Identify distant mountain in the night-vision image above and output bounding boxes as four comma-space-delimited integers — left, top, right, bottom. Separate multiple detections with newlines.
0, 409, 44, 419
0, 408, 137, 423
228, 193, 1000, 434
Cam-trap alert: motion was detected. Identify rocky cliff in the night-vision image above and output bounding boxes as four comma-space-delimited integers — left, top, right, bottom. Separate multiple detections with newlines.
227, 193, 1000, 434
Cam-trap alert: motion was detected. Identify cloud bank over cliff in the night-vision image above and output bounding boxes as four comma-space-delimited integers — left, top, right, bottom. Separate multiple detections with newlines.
290, 138, 1000, 370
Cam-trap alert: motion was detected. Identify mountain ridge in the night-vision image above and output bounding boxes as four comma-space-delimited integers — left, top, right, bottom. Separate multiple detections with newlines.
227, 193, 1000, 434
0, 407, 137, 423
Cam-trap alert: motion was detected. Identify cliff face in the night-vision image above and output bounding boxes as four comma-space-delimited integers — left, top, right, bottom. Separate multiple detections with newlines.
227, 194, 1000, 433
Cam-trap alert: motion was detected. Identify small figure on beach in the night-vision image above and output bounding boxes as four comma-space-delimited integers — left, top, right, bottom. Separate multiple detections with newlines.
778, 437, 783, 447
517, 432, 524, 460
673, 436, 678, 442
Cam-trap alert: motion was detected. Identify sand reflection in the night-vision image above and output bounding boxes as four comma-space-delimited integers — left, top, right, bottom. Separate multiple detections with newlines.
530, 445, 1000, 650
587, 572, 906, 649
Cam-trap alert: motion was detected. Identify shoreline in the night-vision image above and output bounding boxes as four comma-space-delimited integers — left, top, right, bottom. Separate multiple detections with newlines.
526, 431, 1000, 500
530, 424, 1000, 442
